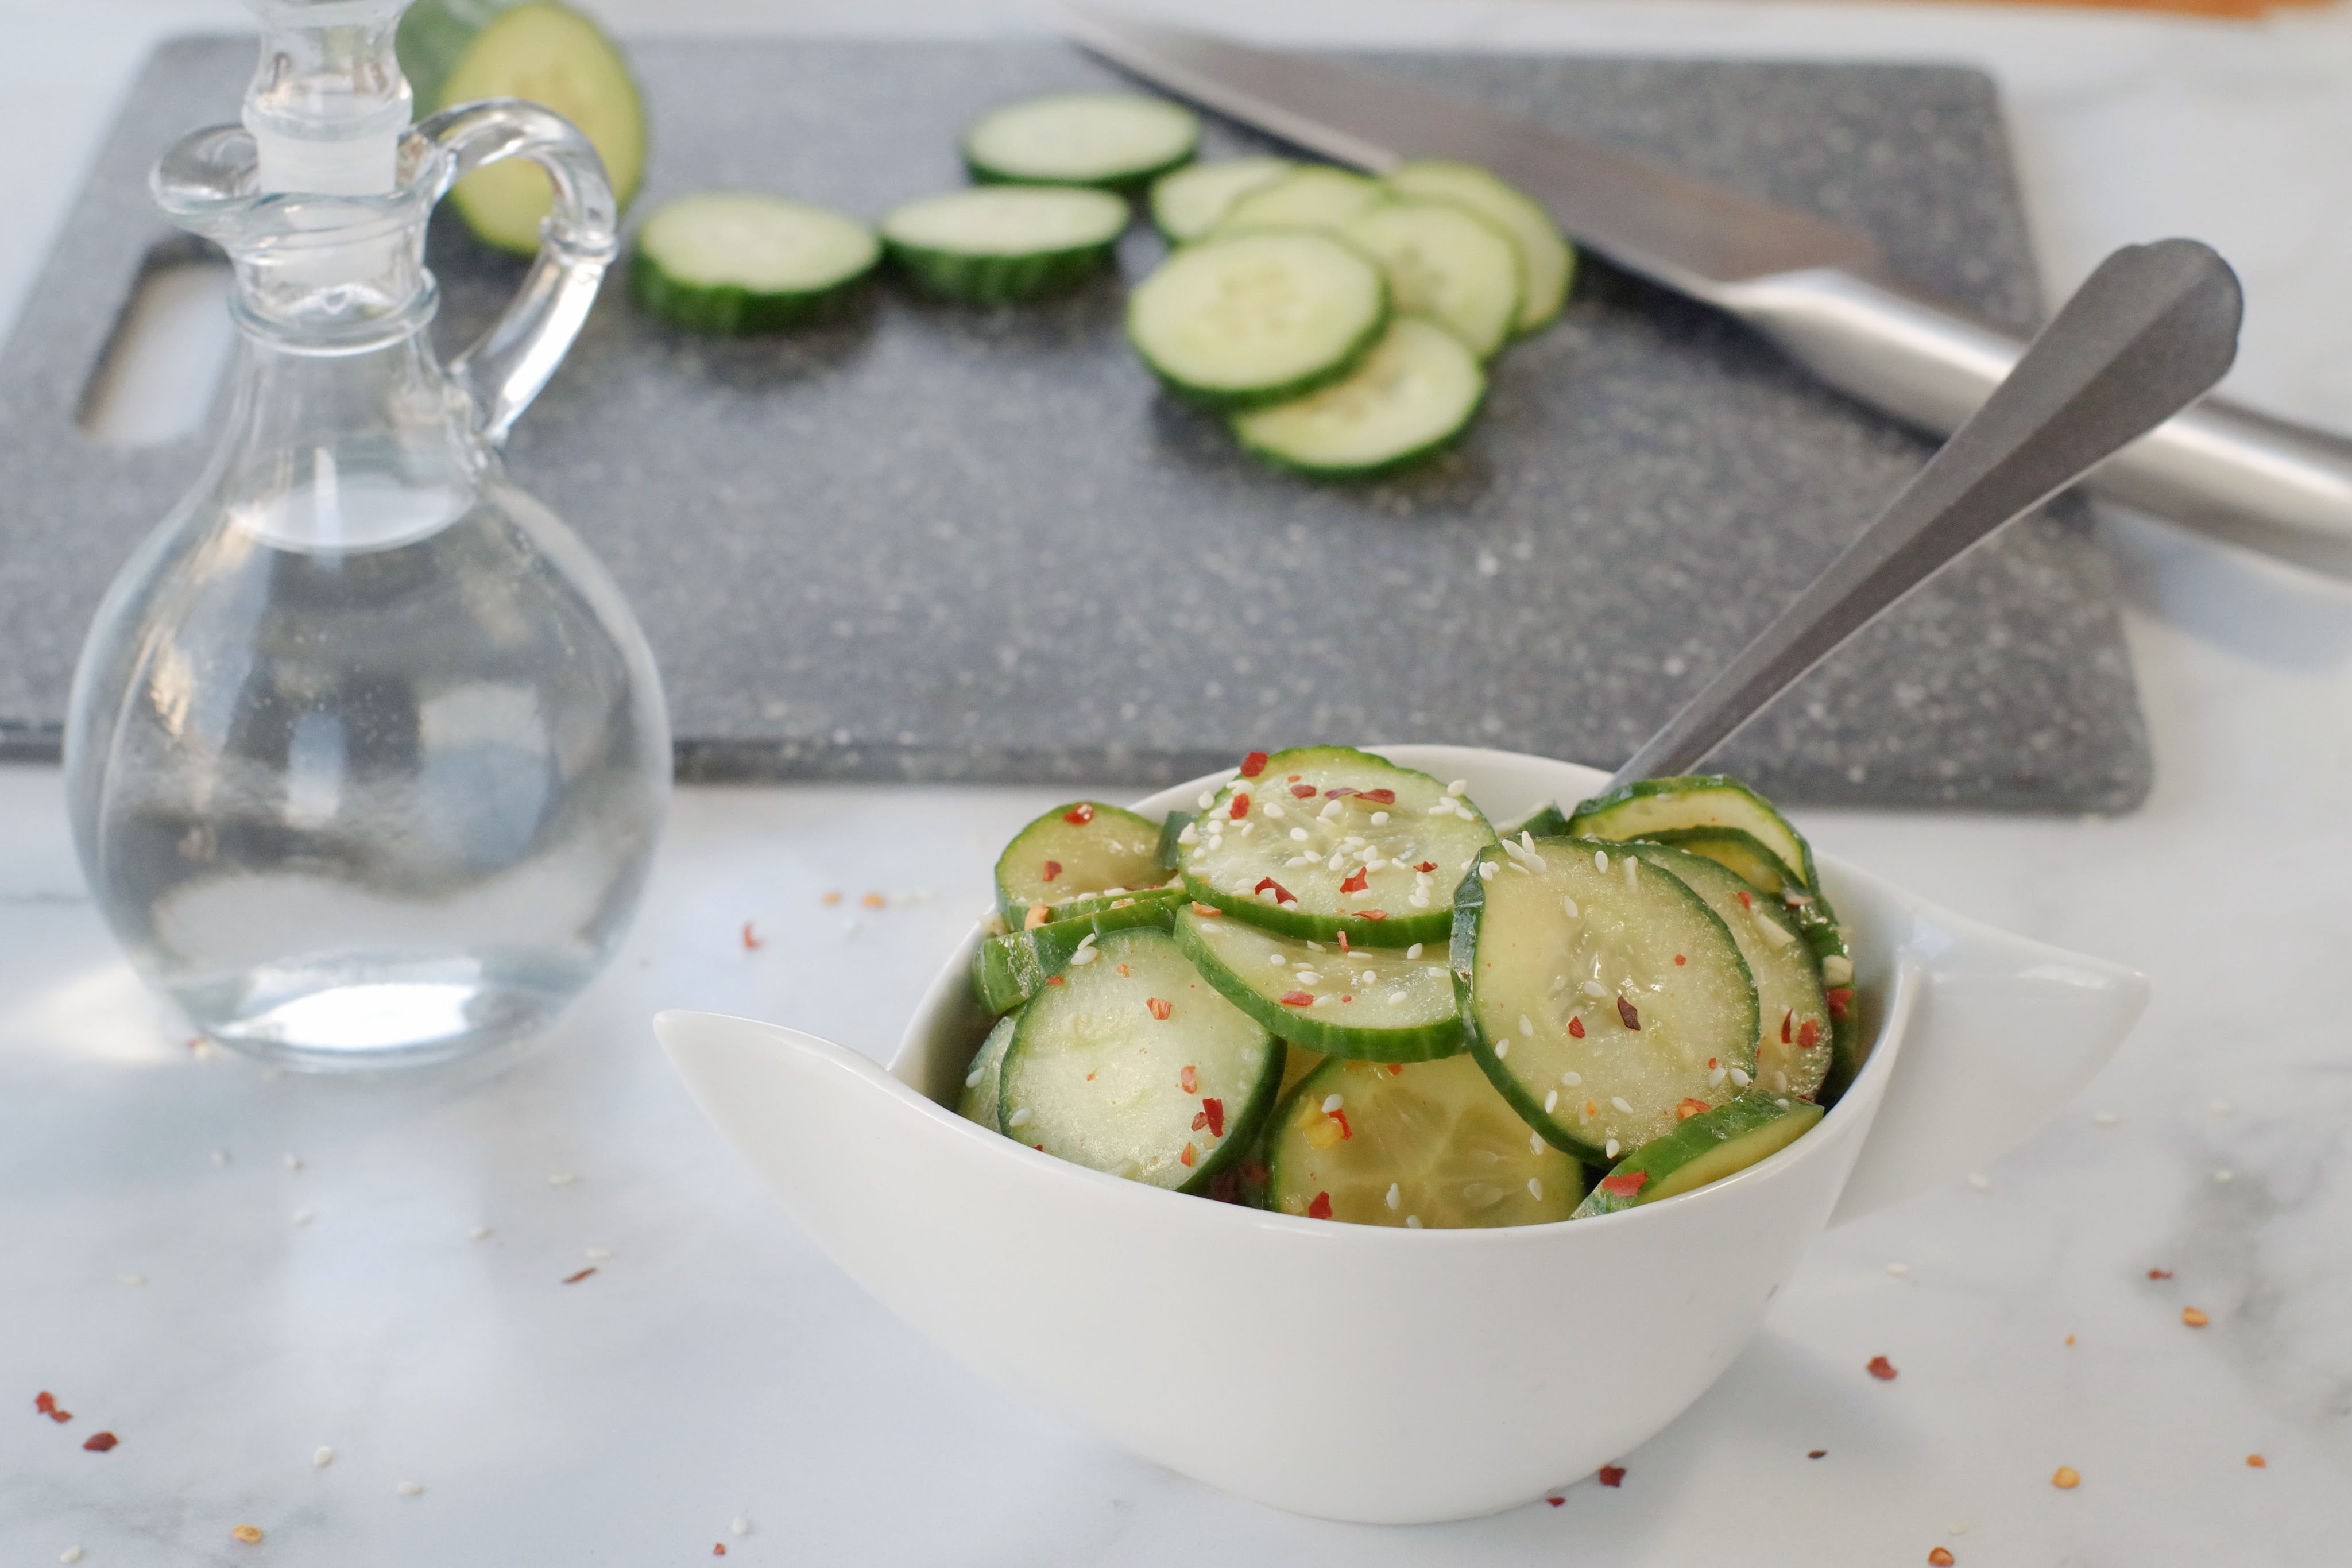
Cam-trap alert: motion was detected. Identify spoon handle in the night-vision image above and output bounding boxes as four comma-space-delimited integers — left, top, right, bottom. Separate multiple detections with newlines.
1606, 238, 2243, 792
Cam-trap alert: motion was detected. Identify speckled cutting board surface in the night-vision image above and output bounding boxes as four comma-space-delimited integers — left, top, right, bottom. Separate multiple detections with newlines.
0, 36, 2150, 808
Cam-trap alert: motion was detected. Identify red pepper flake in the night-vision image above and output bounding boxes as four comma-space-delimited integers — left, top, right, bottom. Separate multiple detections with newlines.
1337, 932, 1351, 954
83, 1431, 118, 1453
1735, 890, 1753, 911
1616, 996, 1641, 1031
1386, 1063, 1403, 1075
1240, 1160, 1270, 1184
1358, 909, 1387, 922
1415, 860, 1437, 873
1202, 1098, 1226, 1136
1676, 1097, 1710, 1120
1866, 1355, 1898, 1381
1115, 963, 1129, 977
1324, 787, 1357, 799
1339, 866, 1370, 894
1042, 975, 1065, 987
1781, 1008, 1793, 1044
1190, 902, 1221, 917
715, 1546, 729, 1557
1329, 1108, 1352, 1140
1546, 1496, 1565, 1507
741, 921, 763, 950
1289, 783, 1317, 799
1807, 1449, 1827, 1459
821, 891, 843, 907
1596, 1465, 1626, 1488
1239, 752, 1269, 778
1148, 997, 1174, 1021
230, 1524, 263, 1544
1252, 876, 1296, 904
2147, 1268, 2173, 1280
1230, 793, 1251, 820
1598, 1172, 1647, 1198
1306, 1191, 1333, 1220
1042, 860, 1061, 882
1287, 774, 1301, 783
1674, 954, 1686, 966
1279, 990, 1313, 1006
861, 892, 887, 909
34, 1391, 69, 1423
1063, 803, 1096, 825
2247, 1453, 2266, 1468
1568, 1016, 1585, 1039
1790, 1018, 1817, 1050
2182, 1307, 2210, 1327
1178, 1064, 1196, 1093
1359, 788, 1396, 805
563, 1267, 598, 1284
1929, 1549, 1956, 1566
1827, 987, 1854, 1019
1180, 1142, 1196, 1167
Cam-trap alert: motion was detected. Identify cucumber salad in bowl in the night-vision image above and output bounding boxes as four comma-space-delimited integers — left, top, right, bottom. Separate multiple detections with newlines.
957, 745, 1860, 1227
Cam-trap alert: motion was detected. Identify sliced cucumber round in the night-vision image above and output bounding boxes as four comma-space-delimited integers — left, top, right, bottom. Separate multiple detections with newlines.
1340, 200, 1523, 359
1127, 230, 1388, 406
1569, 775, 1817, 893
1385, 161, 1573, 334
1173, 903, 1463, 1063
997, 927, 1282, 1193
1149, 156, 1293, 242
432, 2, 648, 255
1459, 837, 1759, 1163
962, 92, 1200, 190
1215, 166, 1388, 234
1622, 844, 1830, 1102
1573, 1091, 1823, 1217
972, 889, 1188, 1016
1181, 745, 1495, 948
1632, 826, 1802, 899
1268, 1054, 1579, 1228
881, 186, 1129, 304
957, 1013, 1019, 1129
629, 192, 879, 334
1231, 315, 1484, 478
993, 800, 1169, 923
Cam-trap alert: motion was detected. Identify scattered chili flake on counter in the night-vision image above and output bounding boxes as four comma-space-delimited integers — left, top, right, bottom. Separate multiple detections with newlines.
714, 1544, 728, 1555
2182, 1307, 2210, 1327
562, 1267, 598, 1284
230, 1524, 264, 1544
1148, 997, 1174, 1021
861, 891, 887, 908
821, 891, 842, 906
1063, 803, 1095, 825
1545, 1496, 1564, 1507
1807, 1450, 1827, 1459
1306, 1191, 1333, 1220
2052, 1466, 2080, 1489
2147, 1268, 2172, 1280
740, 922, 763, 950
2247, 1454, 2266, 1468
83, 1431, 118, 1453
1239, 751, 1268, 778
1928, 1548, 1956, 1566
1597, 1466, 1626, 1488
2065, 1334, 2076, 1346
1866, 1356, 1898, 1381
1616, 997, 1641, 1031
34, 1391, 69, 1423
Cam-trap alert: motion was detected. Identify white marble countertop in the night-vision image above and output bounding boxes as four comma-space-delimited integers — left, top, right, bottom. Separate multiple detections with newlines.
3, 2, 2349, 1563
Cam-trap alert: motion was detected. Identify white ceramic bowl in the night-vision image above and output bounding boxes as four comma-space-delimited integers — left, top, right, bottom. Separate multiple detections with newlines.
658, 746, 2146, 1524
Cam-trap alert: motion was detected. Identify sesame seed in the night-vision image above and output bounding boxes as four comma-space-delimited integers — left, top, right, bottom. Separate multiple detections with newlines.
1966, 1172, 1993, 1192
966, 1066, 985, 1087
1405, 1214, 1423, 1228
1527, 1178, 1544, 1199
1709, 1067, 1727, 1087
1007, 1108, 1034, 1128
1322, 1094, 1344, 1114
1529, 1132, 1544, 1156
733, 1517, 752, 1538
315, 1446, 335, 1467
1604, 1139, 1620, 1159
1297, 971, 1321, 985
1820, 954, 1854, 985
1388, 990, 1408, 1004
1386, 1182, 1401, 1210
2211, 1099, 2233, 1115
1285, 854, 1312, 868
1371, 812, 1389, 824
1624, 857, 1637, 888
547, 1172, 578, 1187
469, 1225, 493, 1240
1611, 1096, 1634, 1114
2214, 1168, 2234, 1183
1479, 862, 1498, 881
1728, 1068, 1751, 1087
1320, 800, 1343, 819
1410, 893, 1430, 908
1582, 980, 1607, 998
1447, 779, 1468, 796
283, 1153, 303, 1171
1266, 802, 1286, 820
1561, 1071, 1581, 1086
585, 1246, 614, 1262
2092, 1110, 2120, 1128
1428, 802, 1453, 815
1290, 827, 1309, 842
1406, 943, 1425, 961
118, 1273, 144, 1287
1197, 791, 1215, 809
1561, 895, 1580, 918
1545, 1090, 1559, 1112
290, 1207, 313, 1227
1594, 849, 1609, 872
1495, 1040, 1510, 1058
1886, 1262, 1910, 1279
1519, 1014, 1534, 1037
62, 1548, 84, 1564
1773, 1072, 1788, 1092
396, 1481, 424, 1496
211, 1149, 231, 1166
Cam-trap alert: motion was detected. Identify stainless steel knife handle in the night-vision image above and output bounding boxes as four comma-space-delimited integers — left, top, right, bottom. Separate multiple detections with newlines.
1713, 266, 2352, 572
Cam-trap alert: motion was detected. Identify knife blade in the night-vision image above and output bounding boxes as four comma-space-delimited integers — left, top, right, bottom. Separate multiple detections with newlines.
1061, 8, 2352, 574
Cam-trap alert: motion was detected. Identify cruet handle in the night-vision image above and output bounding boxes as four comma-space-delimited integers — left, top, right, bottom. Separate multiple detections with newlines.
417, 98, 620, 444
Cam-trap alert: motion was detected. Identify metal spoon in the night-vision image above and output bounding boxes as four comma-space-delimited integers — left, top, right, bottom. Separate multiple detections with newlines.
1608, 238, 2242, 791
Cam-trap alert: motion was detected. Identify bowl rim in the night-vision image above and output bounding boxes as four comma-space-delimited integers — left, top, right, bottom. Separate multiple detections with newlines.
885, 744, 1917, 1246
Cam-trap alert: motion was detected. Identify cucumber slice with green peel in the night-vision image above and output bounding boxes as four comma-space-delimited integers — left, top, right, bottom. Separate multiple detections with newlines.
1268, 1054, 1580, 1228
1154, 810, 1194, 874
1231, 316, 1485, 478
430, 2, 648, 255
881, 187, 1129, 304
1456, 837, 1759, 1163
629, 193, 879, 334
1385, 161, 1574, 334
1340, 200, 1523, 359
1128, 231, 1389, 406
1569, 775, 1818, 892
962, 92, 1200, 190
1215, 166, 1388, 235
993, 800, 1170, 924
1150, 156, 1293, 242
970, 889, 1189, 1015
1173, 904, 1463, 1063
1278, 1043, 1329, 1104
1180, 745, 1496, 948
1620, 845, 1830, 1102
1572, 1092, 1823, 1216
1631, 827, 1803, 899
957, 1013, 1019, 1129
997, 927, 1282, 1193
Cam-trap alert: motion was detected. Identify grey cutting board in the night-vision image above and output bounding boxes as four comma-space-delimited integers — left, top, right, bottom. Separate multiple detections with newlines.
0, 36, 2152, 809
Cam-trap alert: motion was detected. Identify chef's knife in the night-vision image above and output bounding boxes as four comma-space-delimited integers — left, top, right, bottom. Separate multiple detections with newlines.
1061, 8, 2352, 575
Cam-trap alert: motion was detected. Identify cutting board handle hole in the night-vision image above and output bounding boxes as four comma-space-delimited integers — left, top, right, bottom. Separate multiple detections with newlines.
77, 240, 235, 447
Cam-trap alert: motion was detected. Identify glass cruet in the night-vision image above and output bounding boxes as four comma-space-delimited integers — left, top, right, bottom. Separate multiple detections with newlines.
63, 0, 671, 1073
